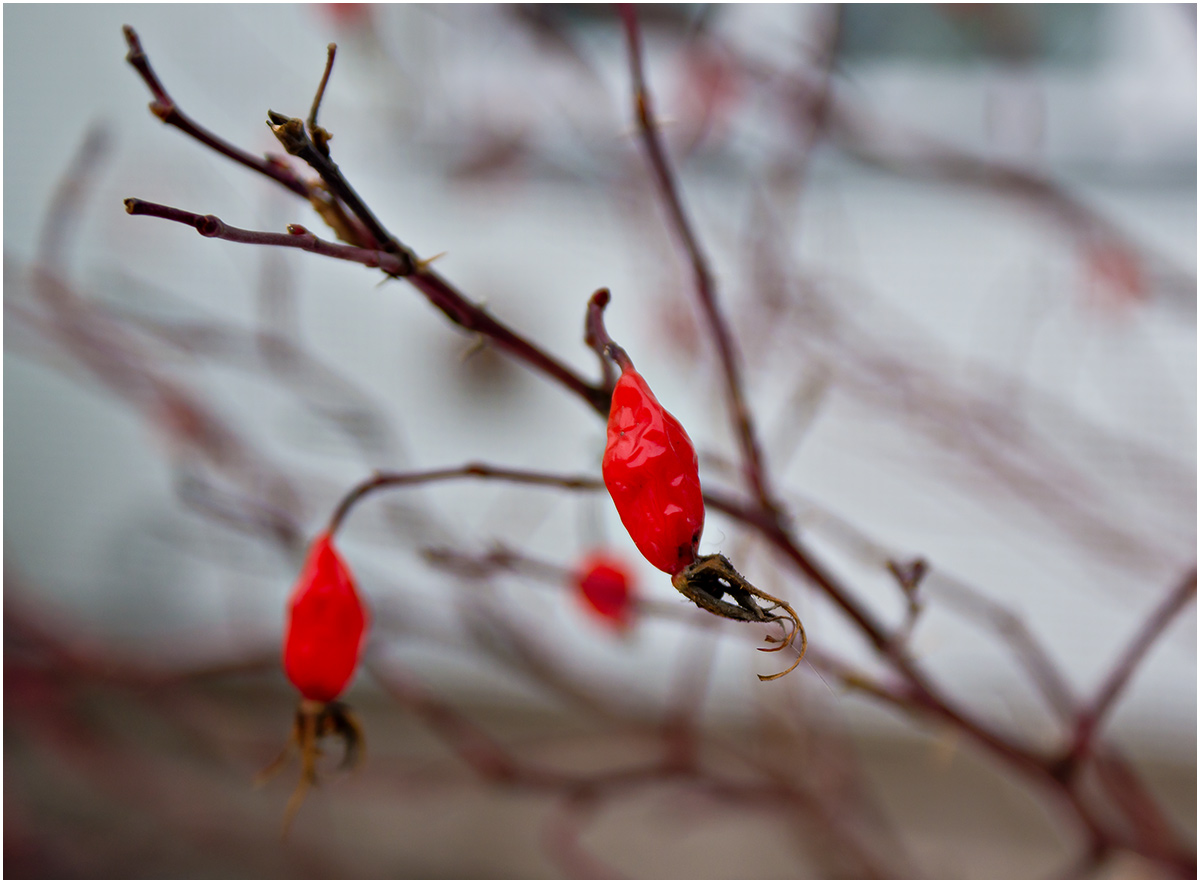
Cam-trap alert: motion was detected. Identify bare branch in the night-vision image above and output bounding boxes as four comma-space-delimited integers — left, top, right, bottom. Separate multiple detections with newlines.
266, 109, 406, 262
307, 43, 337, 157
38, 125, 110, 269
123, 198, 612, 414
1069, 565, 1197, 764
929, 571, 1079, 724
122, 25, 310, 199
124, 197, 410, 273
326, 464, 606, 537
617, 5, 783, 524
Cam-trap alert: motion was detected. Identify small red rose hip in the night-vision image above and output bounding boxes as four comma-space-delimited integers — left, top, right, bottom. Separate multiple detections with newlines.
283, 532, 369, 703
576, 554, 636, 630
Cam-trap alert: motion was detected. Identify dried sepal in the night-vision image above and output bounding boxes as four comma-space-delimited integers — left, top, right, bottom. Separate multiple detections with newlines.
671, 553, 806, 681
256, 699, 365, 838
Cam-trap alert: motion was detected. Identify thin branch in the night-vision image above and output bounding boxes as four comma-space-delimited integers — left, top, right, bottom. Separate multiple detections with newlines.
266, 109, 406, 264
617, 6, 782, 523
419, 543, 730, 628
407, 269, 613, 415
584, 288, 618, 389
733, 43, 1196, 300
124, 198, 612, 414
367, 661, 544, 786
320, 464, 800, 569
928, 570, 1078, 724
122, 25, 310, 199
124, 198, 410, 273
326, 464, 606, 536
307, 43, 337, 157
1068, 565, 1197, 764
1090, 751, 1197, 876
110, 23, 1196, 875
326, 460, 1052, 774
38, 126, 110, 269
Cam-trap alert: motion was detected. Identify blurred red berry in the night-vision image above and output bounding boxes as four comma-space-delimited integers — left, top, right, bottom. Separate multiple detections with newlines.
576, 554, 636, 630
1083, 239, 1146, 311
320, 3, 372, 28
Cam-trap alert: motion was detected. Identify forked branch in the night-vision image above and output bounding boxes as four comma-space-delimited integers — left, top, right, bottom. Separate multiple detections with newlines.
123, 25, 310, 199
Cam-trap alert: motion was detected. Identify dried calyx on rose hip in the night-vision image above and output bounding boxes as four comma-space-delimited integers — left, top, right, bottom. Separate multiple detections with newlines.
258, 531, 369, 835
672, 553, 806, 681
598, 331, 805, 680
576, 553, 636, 630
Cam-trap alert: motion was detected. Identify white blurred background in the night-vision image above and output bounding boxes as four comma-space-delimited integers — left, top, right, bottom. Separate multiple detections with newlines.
5, 4, 1195, 877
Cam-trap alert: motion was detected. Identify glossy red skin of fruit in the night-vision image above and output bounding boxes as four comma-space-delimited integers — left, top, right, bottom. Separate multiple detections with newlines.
602, 365, 705, 575
284, 532, 369, 703
577, 554, 635, 629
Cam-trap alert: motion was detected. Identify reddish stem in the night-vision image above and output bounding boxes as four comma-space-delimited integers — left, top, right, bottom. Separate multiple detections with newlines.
1068, 565, 1197, 765
123, 25, 310, 199
326, 464, 606, 537
617, 6, 782, 524
124, 198, 409, 272
124, 198, 611, 414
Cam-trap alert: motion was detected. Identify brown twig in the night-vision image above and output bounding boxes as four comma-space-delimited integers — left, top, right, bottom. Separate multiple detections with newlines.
405, 270, 613, 415
123, 32, 611, 416
1066, 565, 1197, 767
306, 43, 337, 158
123, 25, 310, 199
542, 790, 622, 879
266, 109, 406, 263
37, 125, 110, 270
123, 197, 611, 414
326, 464, 606, 537
617, 5, 783, 524
124, 198, 411, 273
926, 570, 1079, 725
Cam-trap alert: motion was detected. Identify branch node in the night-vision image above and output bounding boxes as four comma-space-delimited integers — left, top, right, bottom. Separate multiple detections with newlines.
267, 110, 308, 156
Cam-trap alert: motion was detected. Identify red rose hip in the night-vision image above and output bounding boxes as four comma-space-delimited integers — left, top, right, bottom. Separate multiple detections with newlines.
577, 553, 636, 629
602, 362, 705, 575
283, 532, 369, 703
